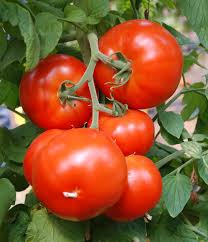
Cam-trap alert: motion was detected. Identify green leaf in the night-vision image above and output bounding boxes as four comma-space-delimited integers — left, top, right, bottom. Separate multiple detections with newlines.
163, 174, 192, 217
149, 213, 197, 242
162, 23, 194, 46
0, 62, 24, 85
182, 83, 208, 121
0, 40, 25, 71
177, 0, 208, 49
0, 1, 40, 70
197, 214, 208, 239
35, 13, 63, 58
0, 167, 28, 192
25, 191, 39, 208
160, 127, 182, 145
25, 208, 86, 242
77, 0, 109, 25
37, 0, 67, 9
159, 111, 184, 138
159, 0, 175, 9
198, 154, 208, 184
64, 5, 86, 23
183, 51, 206, 73
0, 79, 19, 109
93, 216, 146, 242
0, 178, 16, 226
181, 141, 202, 159
8, 210, 30, 242
0, 27, 7, 59
28, 0, 64, 17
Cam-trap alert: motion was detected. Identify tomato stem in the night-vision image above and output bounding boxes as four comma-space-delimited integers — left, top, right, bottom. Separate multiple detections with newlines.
156, 150, 185, 169
167, 157, 194, 176
153, 87, 206, 122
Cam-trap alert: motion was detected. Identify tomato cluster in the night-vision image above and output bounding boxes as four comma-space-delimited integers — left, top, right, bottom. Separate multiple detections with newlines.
21, 19, 182, 222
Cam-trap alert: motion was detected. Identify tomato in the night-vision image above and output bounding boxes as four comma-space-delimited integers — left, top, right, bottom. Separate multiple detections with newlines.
88, 107, 154, 155
23, 129, 63, 185
94, 19, 183, 109
20, 54, 91, 129
105, 155, 162, 221
32, 128, 127, 221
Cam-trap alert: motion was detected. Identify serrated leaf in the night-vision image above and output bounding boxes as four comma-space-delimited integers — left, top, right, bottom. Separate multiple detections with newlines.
64, 5, 86, 23
35, 12, 63, 58
162, 23, 194, 45
8, 210, 30, 242
163, 174, 192, 217
149, 213, 197, 242
183, 51, 206, 73
25, 208, 86, 242
28, 0, 64, 17
0, 1, 40, 70
177, 0, 208, 49
93, 216, 146, 242
77, 0, 109, 25
160, 127, 182, 145
198, 154, 208, 184
181, 141, 202, 159
0, 79, 19, 109
159, 111, 184, 138
0, 40, 25, 71
182, 83, 208, 121
38, 0, 67, 9
0, 178, 16, 226
0, 27, 7, 59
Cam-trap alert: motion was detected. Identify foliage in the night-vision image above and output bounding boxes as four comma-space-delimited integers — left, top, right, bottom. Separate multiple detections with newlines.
0, 0, 208, 241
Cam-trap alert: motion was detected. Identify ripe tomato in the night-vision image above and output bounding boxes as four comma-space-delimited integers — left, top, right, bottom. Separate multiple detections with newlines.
20, 54, 91, 129
23, 129, 63, 185
32, 128, 127, 221
105, 155, 162, 221
94, 20, 183, 109
88, 107, 154, 155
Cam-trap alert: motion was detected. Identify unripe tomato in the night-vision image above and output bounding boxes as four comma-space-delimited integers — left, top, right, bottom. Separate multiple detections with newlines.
105, 155, 162, 221
23, 129, 63, 185
88, 107, 154, 155
32, 128, 127, 221
94, 19, 183, 109
20, 54, 91, 129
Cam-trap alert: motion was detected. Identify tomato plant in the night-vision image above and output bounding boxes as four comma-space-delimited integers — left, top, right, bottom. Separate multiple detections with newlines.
0, 0, 208, 242
20, 54, 92, 129
105, 155, 162, 221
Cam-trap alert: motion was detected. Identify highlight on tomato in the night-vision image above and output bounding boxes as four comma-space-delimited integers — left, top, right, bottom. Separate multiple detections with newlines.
32, 128, 127, 221
20, 54, 92, 130
105, 155, 162, 221
94, 19, 183, 109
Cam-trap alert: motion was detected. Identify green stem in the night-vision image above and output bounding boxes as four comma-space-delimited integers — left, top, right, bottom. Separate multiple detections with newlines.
153, 87, 206, 122
155, 130, 160, 139
130, 0, 139, 19
156, 150, 184, 169
182, 74, 187, 87
168, 158, 194, 176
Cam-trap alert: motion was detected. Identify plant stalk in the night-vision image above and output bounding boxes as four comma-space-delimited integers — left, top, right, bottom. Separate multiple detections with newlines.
156, 150, 184, 169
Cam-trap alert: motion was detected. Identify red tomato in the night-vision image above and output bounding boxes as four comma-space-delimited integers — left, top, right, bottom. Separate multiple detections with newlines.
94, 19, 183, 109
105, 155, 162, 221
20, 54, 91, 129
88, 107, 154, 155
23, 129, 63, 185
32, 128, 127, 221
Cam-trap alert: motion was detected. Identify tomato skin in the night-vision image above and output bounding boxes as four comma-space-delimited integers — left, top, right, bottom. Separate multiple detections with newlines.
88, 107, 154, 155
32, 128, 127, 221
23, 129, 63, 185
94, 19, 183, 109
20, 54, 91, 129
105, 155, 162, 221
